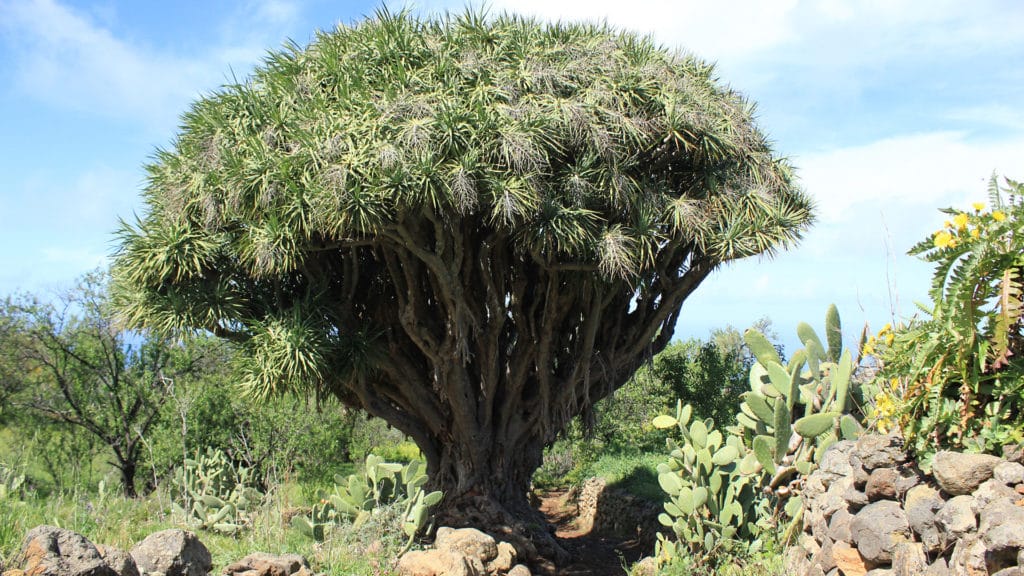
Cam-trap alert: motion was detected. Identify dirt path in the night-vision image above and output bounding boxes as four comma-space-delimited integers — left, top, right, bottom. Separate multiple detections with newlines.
537, 489, 650, 576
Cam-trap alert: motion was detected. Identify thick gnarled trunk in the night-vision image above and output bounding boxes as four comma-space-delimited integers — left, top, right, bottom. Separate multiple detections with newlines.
333, 219, 717, 537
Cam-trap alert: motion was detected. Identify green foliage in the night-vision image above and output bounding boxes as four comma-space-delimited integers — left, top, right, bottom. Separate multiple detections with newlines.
653, 402, 768, 568
0, 464, 25, 502
292, 455, 441, 554
653, 306, 867, 569
172, 447, 266, 534
148, 340, 370, 488
111, 7, 811, 510
870, 175, 1024, 463
0, 272, 208, 497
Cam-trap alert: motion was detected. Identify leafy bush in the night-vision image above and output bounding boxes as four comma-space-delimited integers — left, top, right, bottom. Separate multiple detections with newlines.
870, 175, 1024, 463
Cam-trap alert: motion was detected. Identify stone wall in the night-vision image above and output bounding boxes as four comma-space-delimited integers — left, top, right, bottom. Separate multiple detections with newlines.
787, 433, 1024, 576
575, 477, 663, 545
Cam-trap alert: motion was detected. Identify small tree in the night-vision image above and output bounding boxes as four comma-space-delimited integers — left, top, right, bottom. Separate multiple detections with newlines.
1, 273, 199, 497
113, 11, 813, 524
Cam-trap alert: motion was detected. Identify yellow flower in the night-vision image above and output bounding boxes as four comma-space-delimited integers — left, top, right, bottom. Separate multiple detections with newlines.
944, 220, 952, 228
970, 228, 980, 239
949, 239, 958, 248
882, 322, 892, 333
953, 212, 969, 230
993, 210, 1007, 222
885, 333, 894, 346
972, 202, 985, 211
933, 230, 953, 248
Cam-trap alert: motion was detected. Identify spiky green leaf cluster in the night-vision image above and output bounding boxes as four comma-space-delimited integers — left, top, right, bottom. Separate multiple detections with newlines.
112, 9, 812, 447
872, 175, 1024, 460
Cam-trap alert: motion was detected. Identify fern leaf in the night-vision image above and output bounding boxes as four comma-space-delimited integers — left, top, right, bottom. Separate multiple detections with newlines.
990, 266, 1023, 369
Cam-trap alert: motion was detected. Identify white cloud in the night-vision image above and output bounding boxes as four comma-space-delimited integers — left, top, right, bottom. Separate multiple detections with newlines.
799, 131, 1024, 225
0, 0, 206, 129
418, 0, 801, 61
0, 0, 304, 133
676, 128, 1024, 345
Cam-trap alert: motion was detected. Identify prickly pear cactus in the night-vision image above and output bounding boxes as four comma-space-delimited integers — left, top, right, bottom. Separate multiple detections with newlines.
172, 447, 265, 534
736, 304, 864, 499
653, 305, 868, 567
291, 454, 442, 552
0, 464, 25, 501
653, 402, 768, 567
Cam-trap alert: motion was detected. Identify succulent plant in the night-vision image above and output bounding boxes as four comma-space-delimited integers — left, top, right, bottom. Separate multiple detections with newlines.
653, 402, 768, 567
0, 464, 25, 502
172, 448, 265, 534
735, 304, 864, 496
292, 454, 442, 552
653, 305, 868, 567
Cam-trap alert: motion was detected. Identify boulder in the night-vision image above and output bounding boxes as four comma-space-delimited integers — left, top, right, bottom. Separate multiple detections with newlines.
130, 530, 211, 576
855, 434, 906, 471
904, 485, 944, 553
810, 537, 836, 573
221, 554, 312, 576
973, 478, 1017, 510
979, 499, 1024, 573
890, 542, 926, 576
6, 526, 116, 576
95, 547, 139, 576
865, 468, 898, 501
434, 528, 497, 564
993, 461, 1024, 485
485, 542, 516, 574
506, 565, 530, 576
1002, 443, 1024, 464
831, 540, 869, 576
818, 441, 857, 485
849, 500, 910, 564
396, 550, 476, 576
934, 495, 977, 543
828, 509, 854, 543
931, 451, 1001, 496
948, 536, 987, 576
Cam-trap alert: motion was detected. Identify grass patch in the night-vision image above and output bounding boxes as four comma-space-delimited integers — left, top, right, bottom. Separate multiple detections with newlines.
588, 451, 665, 502
0, 478, 408, 576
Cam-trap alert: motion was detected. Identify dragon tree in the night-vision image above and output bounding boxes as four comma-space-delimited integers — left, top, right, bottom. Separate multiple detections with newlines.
113, 9, 813, 530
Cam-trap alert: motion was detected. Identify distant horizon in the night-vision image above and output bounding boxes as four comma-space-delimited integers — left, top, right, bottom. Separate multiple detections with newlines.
2, 1, 1021, 356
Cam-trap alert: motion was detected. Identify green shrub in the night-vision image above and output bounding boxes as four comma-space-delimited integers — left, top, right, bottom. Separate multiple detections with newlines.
870, 175, 1024, 464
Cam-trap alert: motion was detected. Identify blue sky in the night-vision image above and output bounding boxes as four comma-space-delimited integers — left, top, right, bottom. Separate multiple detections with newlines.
1, 0, 1022, 351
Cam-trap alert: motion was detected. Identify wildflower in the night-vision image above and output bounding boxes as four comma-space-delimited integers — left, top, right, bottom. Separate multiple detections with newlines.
944, 220, 952, 228
933, 230, 953, 248
953, 212, 969, 230
972, 202, 985, 211
882, 322, 892, 333
885, 333, 894, 346
993, 210, 1007, 222
970, 228, 980, 239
